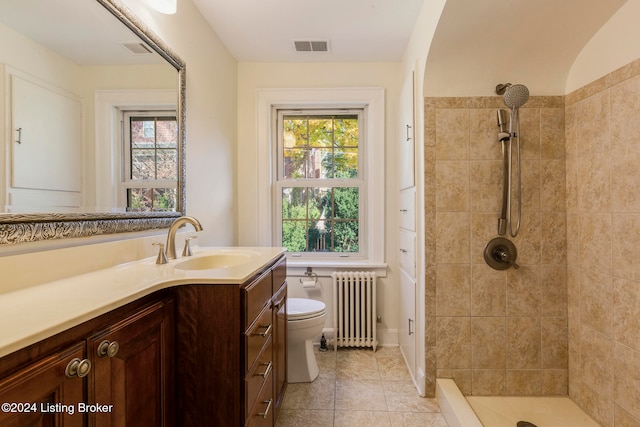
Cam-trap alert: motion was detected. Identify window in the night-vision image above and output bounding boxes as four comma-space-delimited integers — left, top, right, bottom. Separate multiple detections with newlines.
122, 111, 178, 212
275, 109, 365, 256
255, 88, 385, 267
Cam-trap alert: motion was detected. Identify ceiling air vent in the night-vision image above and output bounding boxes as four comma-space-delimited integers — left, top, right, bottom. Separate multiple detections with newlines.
121, 42, 153, 55
294, 40, 329, 52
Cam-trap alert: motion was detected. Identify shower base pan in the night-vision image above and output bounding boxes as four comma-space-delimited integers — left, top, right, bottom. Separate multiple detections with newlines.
436, 378, 601, 427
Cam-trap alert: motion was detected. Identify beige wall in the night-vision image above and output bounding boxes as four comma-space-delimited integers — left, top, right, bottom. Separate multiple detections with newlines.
424, 96, 567, 397
565, 59, 640, 427
236, 62, 402, 343
123, 0, 238, 247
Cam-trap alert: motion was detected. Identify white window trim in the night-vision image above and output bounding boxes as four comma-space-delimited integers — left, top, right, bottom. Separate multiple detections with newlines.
94, 89, 176, 211
256, 88, 385, 270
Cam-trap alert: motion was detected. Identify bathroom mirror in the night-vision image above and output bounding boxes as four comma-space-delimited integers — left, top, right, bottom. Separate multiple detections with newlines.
0, 0, 186, 244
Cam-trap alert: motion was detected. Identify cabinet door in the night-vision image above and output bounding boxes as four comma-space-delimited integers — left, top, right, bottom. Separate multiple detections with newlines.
88, 300, 174, 427
0, 342, 85, 427
398, 270, 416, 381
398, 70, 415, 190
272, 284, 287, 421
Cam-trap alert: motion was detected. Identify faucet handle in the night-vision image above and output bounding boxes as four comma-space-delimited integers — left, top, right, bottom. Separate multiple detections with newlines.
153, 242, 168, 265
182, 236, 198, 257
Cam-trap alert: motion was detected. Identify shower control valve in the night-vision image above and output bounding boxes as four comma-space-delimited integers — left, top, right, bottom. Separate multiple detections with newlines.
484, 237, 519, 271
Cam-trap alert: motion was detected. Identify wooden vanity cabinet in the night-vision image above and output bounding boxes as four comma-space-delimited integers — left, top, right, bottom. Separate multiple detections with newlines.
0, 342, 85, 427
88, 299, 175, 427
175, 254, 287, 427
0, 291, 175, 427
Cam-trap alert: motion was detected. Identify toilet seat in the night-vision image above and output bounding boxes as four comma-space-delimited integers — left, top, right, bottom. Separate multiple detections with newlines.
287, 298, 326, 321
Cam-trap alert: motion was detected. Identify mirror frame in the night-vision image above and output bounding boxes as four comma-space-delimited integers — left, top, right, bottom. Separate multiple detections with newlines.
0, 0, 186, 245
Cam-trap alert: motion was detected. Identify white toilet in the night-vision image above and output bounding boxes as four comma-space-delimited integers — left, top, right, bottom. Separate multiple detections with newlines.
287, 298, 327, 383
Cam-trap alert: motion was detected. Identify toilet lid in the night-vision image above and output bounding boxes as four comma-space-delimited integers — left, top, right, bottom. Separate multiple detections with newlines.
287, 298, 326, 320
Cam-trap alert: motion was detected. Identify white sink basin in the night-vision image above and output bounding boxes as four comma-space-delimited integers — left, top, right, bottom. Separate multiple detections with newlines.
174, 252, 255, 271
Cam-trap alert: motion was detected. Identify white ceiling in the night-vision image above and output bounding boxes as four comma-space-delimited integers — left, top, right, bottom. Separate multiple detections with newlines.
191, 0, 425, 62
424, 0, 629, 95
0, 0, 165, 65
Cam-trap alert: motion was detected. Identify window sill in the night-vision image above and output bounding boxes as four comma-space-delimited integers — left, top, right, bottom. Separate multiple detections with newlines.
286, 257, 388, 278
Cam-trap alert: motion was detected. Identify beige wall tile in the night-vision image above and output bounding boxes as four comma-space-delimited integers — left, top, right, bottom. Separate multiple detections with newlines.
472, 369, 506, 395
469, 160, 502, 212
469, 108, 502, 160
511, 212, 542, 265
540, 213, 567, 265
520, 159, 541, 212
471, 264, 506, 316
613, 278, 640, 351
542, 317, 568, 369
507, 317, 541, 369
541, 369, 568, 395
471, 317, 506, 369
580, 326, 614, 398
506, 370, 543, 395
506, 266, 542, 317
518, 108, 541, 159
576, 90, 610, 156
435, 109, 469, 160
435, 161, 469, 211
580, 269, 614, 337
435, 212, 470, 264
540, 107, 565, 160
577, 152, 611, 212
436, 264, 471, 316
540, 159, 566, 212
436, 317, 471, 369
612, 214, 640, 282
579, 213, 612, 275
541, 264, 568, 317
614, 343, 640, 420
615, 405, 640, 427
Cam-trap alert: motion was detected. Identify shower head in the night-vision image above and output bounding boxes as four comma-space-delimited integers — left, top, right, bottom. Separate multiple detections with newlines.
503, 84, 529, 109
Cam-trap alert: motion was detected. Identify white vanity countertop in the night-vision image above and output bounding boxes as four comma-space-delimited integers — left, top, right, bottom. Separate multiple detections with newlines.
0, 246, 285, 358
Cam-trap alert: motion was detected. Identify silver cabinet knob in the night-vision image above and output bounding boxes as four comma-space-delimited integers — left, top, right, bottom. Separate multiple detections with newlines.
65, 358, 91, 378
97, 340, 120, 358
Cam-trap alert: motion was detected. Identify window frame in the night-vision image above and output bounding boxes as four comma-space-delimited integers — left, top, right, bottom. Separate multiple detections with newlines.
255, 87, 385, 268
274, 108, 367, 258
119, 109, 178, 211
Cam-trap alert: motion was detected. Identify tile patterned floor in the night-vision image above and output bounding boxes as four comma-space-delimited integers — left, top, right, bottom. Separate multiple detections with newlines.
276, 346, 449, 427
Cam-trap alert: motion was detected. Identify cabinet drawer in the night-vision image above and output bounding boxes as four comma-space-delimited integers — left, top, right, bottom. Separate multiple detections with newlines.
399, 188, 416, 231
399, 230, 416, 276
272, 256, 286, 294
246, 370, 274, 427
244, 270, 272, 327
244, 337, 273, 420
245, 306, 273, 374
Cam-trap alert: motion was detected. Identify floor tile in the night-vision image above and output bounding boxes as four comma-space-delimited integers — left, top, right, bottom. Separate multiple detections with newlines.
276, 347, 446, 427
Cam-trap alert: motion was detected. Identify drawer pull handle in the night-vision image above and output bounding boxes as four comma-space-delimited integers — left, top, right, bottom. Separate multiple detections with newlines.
258, 399, 273, 419
97, 340, 120, 358
400, 209, 408, 212
65, 358, 91, 379
256, 361, 272, 378
254, 324, 272, 337
400, 249, 408, 254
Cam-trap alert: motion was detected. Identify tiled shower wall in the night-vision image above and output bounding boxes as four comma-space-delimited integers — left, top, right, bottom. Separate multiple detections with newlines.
423, 58, 640, 427
424, 96, 568, 397
565, 59, 640, 426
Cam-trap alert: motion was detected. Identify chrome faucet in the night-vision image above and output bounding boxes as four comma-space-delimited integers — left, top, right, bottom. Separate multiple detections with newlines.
166, 216, 203, 260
